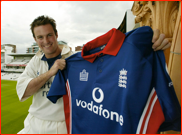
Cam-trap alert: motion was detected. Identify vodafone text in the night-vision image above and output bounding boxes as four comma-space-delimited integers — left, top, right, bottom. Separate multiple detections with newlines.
76, 87, 124, 126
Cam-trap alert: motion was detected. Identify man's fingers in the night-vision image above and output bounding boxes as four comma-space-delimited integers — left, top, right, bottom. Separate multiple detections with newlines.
154, 42, 171, 51
152, 29, 171, 51
153, 38, 171, 51
58, 59, 66, 70
161, 42, 171, 50
152, 33, 165, 50
152, 29, 160, 43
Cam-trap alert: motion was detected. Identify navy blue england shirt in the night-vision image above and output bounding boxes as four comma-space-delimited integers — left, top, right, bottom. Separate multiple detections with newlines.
47, 26, 181, 134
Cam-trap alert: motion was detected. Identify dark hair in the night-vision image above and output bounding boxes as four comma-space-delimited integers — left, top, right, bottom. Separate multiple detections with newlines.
30, 15, 57, 38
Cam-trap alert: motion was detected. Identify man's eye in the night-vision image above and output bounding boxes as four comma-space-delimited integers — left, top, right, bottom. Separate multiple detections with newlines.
38, 36, 43, 39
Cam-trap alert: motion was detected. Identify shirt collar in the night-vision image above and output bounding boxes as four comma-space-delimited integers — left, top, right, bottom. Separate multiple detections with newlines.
81, 28, 125, 63
41, 54, 62, 61
41, 55, 47, 61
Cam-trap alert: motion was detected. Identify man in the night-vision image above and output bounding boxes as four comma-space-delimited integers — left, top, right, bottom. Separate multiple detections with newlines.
16, 15, 171, 134
16, 15, 73, 134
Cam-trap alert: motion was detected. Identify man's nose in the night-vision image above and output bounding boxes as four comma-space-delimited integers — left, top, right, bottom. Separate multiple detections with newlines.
43, 37, 50, 44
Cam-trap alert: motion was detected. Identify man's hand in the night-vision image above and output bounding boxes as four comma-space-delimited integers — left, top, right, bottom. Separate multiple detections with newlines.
22, 59, 66, 99
49, 59, 66, 76
152, 29, 171, 51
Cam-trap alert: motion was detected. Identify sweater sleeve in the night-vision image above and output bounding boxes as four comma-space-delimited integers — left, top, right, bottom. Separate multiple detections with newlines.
16, 56, 37, 102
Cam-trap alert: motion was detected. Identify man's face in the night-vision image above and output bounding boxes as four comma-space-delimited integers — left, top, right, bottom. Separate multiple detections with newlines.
34, 24, 59, 58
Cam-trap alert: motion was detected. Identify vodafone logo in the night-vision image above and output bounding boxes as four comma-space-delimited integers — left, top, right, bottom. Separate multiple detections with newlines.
92, 87, 104, 103
76, 87, 124, 126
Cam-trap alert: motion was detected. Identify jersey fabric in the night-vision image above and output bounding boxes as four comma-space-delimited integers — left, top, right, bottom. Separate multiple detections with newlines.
47, 26, 181, 134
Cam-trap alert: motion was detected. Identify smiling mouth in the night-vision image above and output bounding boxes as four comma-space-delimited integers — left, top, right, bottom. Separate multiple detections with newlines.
44, 43, 52, 48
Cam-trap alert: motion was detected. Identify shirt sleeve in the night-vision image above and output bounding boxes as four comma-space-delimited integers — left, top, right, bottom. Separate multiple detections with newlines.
154, 50, 181, 132
16, 56, 37, 102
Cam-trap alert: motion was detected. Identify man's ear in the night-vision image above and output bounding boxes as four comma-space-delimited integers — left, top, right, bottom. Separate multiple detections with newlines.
56, 32, 58, 38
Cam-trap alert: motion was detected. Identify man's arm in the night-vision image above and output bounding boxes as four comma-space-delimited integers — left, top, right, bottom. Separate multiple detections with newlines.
22, 59, 66, 99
